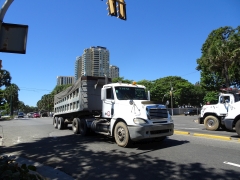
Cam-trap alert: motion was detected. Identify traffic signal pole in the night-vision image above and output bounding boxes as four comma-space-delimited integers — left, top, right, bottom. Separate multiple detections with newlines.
0, 0, 14, 29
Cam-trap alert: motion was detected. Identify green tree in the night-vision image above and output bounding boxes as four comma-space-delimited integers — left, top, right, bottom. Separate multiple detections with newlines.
0, 69, 11, 87
112, 77, 133, 84
4, 84, 20, 115
203, 91, 219, 104
197, 26, 240, 89
149, 76, 203, 107
137, 79, 153, 91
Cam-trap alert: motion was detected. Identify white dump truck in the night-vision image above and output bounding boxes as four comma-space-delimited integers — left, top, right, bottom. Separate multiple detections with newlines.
198, 88, 240, 131
53, 76, 174, 147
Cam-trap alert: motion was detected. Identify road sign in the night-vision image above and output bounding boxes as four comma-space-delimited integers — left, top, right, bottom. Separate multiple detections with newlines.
0, 23, 28, 54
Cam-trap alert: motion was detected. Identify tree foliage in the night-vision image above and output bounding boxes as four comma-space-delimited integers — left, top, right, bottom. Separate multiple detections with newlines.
197, 26, 240, 90
0, 69, 11, 87
3, 84, 20, 110
37, 84, 72, 112
148, 76, 204, 107
112, 77, 133, 84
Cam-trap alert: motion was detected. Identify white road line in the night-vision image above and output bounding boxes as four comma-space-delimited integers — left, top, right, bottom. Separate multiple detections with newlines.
224, 161, 240, 168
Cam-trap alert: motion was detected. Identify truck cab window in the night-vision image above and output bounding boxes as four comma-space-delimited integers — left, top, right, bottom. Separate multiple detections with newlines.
106, 88, 114, 99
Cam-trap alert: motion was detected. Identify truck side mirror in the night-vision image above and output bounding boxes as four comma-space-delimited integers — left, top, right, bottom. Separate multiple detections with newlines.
166, 100, 169, 106
101, 88, 106, 101
147, 91, 150, 101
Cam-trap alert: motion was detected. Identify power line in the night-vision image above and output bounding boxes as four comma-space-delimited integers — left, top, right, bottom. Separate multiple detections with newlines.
19, 87, 52, 92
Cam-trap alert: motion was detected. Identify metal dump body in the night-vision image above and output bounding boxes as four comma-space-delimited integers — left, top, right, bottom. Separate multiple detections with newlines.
54, 76, 111, 115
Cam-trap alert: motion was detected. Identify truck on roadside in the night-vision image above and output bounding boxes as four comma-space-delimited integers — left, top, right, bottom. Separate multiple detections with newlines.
224, 101, 240, 136
198, 88, 240, 131
53, 76, 174, 147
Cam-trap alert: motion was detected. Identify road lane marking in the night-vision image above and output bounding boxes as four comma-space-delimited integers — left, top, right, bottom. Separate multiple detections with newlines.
193, 133, 231, 141
174, 130, 190, 135
224, 161, 240, 168
175, 127, 199, 129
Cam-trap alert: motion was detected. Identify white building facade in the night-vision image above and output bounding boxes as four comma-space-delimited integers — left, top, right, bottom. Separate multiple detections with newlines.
57, 76, 75, 86
109, 65, 119, 79
74, 46, 110, 80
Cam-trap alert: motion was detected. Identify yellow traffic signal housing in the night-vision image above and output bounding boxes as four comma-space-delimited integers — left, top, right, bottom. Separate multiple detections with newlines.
106, 0, 117, 16
117, 0, 127, 20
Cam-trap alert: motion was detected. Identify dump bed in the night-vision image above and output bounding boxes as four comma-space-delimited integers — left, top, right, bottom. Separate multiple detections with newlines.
54, 76, 111, 115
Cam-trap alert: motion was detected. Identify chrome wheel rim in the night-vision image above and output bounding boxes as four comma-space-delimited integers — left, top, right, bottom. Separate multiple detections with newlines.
117, 126, 126, 142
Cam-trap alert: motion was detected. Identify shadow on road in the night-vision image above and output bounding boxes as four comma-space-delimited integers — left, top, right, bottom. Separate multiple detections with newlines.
1, 134, 240, 179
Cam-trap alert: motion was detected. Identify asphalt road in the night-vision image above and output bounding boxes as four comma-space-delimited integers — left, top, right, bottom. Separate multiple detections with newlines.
1, 116, 240, 180
173, 115, 239, 138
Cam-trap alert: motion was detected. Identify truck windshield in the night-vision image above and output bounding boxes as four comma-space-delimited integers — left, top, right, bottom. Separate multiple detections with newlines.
115, 87, 148, 100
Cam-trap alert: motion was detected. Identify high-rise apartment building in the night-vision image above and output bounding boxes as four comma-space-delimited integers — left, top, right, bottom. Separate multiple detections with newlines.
109, 65, 119, 79
57, 76, 75, 86
74, 46, 110, 80
75, 56, 82, 81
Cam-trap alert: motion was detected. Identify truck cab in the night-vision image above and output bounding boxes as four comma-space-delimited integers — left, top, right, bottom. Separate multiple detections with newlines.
198, 88, 240, 131
101, 82, 174, 146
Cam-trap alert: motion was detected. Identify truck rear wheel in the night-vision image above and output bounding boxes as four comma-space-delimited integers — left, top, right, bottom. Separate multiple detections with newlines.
57, 117, 64, 130
72, 118, 80, 134
114, 122, 131, 147
204, 116, 220, 131
54, 117, 58, 129
79, 119, 89, 136
235, 120, 240, 137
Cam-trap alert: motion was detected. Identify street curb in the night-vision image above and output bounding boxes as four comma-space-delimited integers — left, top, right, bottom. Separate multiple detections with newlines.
174, 130, 239, 141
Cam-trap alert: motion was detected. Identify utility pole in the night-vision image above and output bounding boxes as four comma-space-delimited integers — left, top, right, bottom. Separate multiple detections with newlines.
170, 82, 173, 116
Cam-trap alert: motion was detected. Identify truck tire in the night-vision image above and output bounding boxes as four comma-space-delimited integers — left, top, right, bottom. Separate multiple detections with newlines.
79, 119, 89, 136
54, 117, 58, 129
235, 120, 240, 137
57, 117, 64, 130
114, 122, 131, 147
204, 116, 220, 131
72, 118, 80, 134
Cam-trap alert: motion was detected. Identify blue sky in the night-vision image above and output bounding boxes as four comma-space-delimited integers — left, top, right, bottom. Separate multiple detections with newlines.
0, 0, 239, 107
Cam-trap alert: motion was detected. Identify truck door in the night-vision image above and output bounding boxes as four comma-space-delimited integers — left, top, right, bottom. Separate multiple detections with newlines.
102, 87, 114, 118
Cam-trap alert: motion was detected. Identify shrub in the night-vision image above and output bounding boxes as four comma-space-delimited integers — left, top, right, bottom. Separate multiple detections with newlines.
0, 154, 45, 180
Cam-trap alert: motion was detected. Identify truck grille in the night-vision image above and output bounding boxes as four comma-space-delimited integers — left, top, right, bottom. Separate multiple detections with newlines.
150, 129, 171, 135
148, 108, 168, 119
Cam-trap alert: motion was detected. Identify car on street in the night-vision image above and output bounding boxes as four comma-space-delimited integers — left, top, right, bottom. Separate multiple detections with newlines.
27, 112, 34, 118
184, 109, 198, 116
17, 112, 24, 118
33, 112, 40, 118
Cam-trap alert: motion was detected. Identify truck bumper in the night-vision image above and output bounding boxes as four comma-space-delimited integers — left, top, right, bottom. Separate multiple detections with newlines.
198, 117, 204, 124
224, 118, 234, 131
128, 123, 174, 141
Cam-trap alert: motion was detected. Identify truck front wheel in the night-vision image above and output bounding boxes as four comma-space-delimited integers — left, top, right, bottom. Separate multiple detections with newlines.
204, 116, 220, 131
114, 122, 131, 147
235, 120, 240, 137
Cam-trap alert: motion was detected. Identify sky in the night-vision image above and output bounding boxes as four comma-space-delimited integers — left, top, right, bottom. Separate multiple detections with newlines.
0, 0, 239, 107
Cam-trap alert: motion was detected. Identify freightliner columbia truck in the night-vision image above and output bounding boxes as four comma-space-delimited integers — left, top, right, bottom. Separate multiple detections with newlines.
53, 76, 174, 147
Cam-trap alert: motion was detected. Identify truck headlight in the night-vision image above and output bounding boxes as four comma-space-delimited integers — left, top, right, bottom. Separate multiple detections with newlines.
133, 118, 148, 125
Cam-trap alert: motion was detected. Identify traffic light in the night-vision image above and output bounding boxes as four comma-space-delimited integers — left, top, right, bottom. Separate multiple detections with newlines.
117, 0, 127, 20
106, 0, 117, 16
0, 60, 2, 69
